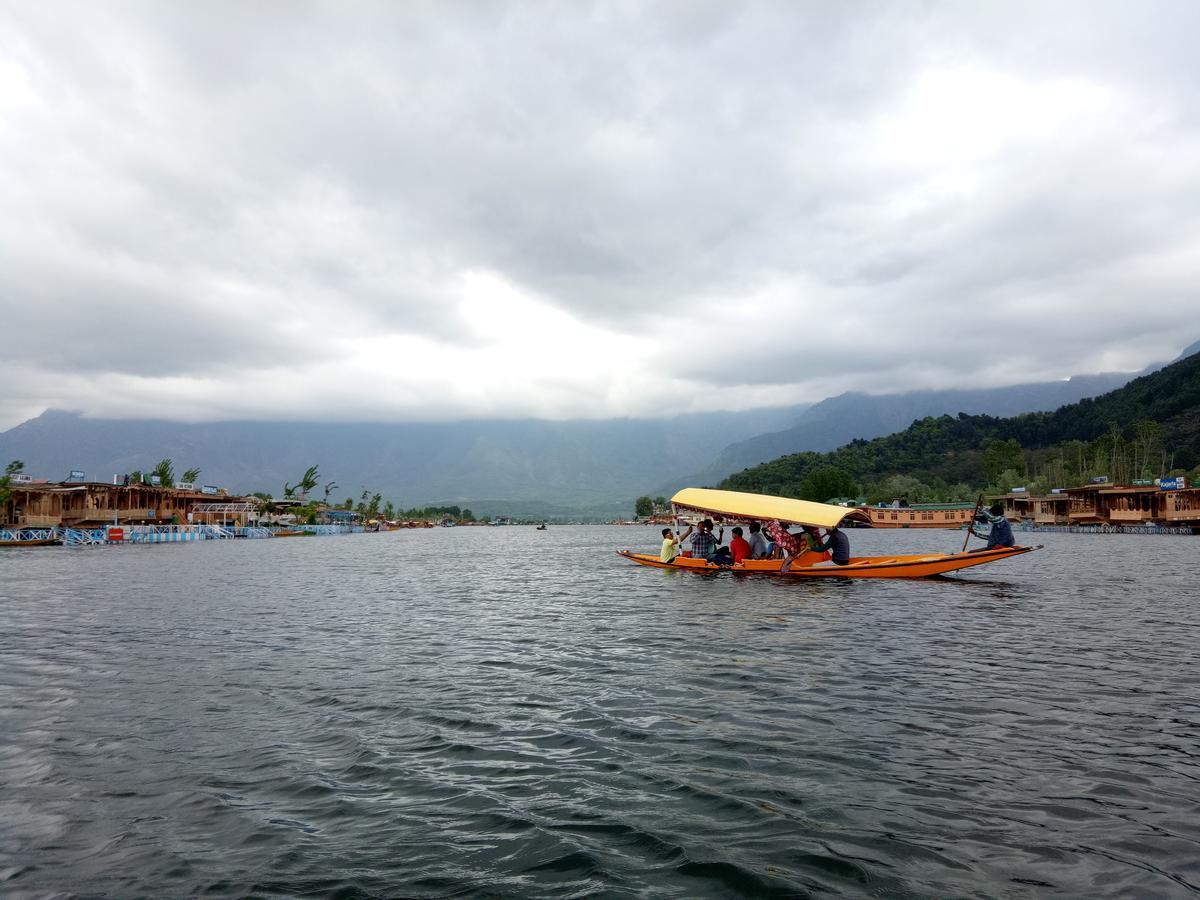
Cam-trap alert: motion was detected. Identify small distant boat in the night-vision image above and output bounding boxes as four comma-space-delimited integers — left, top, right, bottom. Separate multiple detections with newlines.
536, 523, 548, 530
272, 529, 307, 538
619, 488, 1038, 580
0, 538, 62, 548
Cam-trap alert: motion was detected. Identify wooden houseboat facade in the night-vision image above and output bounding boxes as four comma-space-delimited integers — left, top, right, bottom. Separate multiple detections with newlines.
863, 503, 978, 528
2, 482, 248, 528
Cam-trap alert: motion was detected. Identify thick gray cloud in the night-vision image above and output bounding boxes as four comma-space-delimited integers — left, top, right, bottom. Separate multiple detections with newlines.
2, 0, 1199, 428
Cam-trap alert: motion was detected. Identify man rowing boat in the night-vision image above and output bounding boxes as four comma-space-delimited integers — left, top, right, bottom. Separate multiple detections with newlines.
970, 504, 1015, 550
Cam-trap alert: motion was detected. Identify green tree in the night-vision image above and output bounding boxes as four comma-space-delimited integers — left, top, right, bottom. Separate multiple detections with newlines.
297, 465, 320, 500
129, 470, 143, 485
283, 482, 296, 499
798, 466, 857, 502
152, 458, 175, 488
383, 500, 395, 519
323, 481, 339, 502
870, 474, 934, 505
634, 496, 654, 517
181, 467, 201, 484
0, 459, 20, 510
1132, 420, 1164, 479
982, 440, 1025, 486
654, 496, 667, 512
993, 468, 1025, 492
461, 509, 474, 521
368, 493, 382, 516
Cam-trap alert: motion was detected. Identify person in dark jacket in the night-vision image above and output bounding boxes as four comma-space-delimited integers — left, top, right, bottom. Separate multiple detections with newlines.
972, 504, 1015, 549
815, 526, 851, 566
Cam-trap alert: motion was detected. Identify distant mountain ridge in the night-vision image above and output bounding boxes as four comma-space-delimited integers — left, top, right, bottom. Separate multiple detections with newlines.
0, 353, 1185, 517
0, 405, 809, 519
722, 346, 1200, 495
666, 369, 1154, 492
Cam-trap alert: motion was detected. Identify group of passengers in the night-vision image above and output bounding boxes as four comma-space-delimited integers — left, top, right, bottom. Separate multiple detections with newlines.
660, 518, 850, 569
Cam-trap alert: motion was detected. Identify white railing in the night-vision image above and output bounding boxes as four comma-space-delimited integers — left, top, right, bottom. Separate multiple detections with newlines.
0, 527, 61, 542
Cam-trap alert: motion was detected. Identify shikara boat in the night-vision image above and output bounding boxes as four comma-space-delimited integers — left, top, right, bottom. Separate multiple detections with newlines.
0, 538, 63, 548
619, 488, 1038, 579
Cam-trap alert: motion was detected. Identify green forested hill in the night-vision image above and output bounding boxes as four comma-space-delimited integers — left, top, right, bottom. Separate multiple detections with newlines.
721, 349, 1200, 502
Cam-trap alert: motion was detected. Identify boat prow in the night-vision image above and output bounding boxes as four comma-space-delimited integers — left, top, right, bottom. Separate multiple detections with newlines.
617, 545, 1039, 579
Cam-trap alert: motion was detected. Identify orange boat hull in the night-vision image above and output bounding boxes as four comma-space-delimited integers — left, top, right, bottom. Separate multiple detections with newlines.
616, 545, 1037, 578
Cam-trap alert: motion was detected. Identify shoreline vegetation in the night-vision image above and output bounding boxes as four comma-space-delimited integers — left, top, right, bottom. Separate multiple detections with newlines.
708, 348, 1200, 509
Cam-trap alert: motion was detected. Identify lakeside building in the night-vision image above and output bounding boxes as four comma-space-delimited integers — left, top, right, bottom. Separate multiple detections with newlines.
990, 480, 1199, 530
859, 480, 1198, 532
862, 502, 977, 528
991, 491, 1070, 526
2, 481, 252, 528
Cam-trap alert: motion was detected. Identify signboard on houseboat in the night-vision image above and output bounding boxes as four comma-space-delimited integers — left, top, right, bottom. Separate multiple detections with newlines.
201, 485, 219, 495
1158, 476, 1189, 491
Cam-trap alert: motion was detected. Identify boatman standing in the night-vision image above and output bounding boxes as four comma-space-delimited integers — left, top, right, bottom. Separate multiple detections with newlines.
971, 503, 1015, 550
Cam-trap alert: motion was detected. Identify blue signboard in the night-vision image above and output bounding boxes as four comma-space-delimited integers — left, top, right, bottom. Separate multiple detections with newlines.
201, 485, 219, 495
68, 470, 85, 482
1158, 476, 1188, 491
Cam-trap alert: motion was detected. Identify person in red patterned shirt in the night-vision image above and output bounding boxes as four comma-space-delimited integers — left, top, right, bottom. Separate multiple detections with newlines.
764, 520, 804, 572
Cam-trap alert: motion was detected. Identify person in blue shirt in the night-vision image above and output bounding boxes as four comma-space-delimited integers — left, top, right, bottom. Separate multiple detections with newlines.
971, 504, 1015, 549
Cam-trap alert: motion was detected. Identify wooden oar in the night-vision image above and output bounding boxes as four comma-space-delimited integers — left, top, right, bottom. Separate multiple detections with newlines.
961, 494, 984, 552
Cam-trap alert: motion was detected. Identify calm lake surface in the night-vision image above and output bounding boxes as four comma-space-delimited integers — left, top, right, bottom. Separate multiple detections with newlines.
2, 526, 1198, 898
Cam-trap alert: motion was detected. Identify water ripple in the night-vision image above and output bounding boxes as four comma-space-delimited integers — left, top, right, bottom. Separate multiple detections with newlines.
1, 527, 1198, 897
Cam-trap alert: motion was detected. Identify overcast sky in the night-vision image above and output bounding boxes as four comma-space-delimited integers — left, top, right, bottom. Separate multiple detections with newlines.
3, 1, 1199, 429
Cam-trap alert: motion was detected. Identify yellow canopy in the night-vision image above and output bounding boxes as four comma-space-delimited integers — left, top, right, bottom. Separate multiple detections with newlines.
670, 488, 870, 529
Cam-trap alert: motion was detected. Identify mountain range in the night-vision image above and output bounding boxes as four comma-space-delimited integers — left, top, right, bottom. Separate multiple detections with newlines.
0, 354, 1185, 517
722, 340, 1200, 496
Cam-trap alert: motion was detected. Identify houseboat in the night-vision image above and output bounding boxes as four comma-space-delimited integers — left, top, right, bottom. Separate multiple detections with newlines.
2, 480, 251, 529
863, 502, 978, 529
990, 491, 1070, 526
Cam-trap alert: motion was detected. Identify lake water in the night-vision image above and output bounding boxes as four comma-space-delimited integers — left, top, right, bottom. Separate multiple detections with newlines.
2, 526, 1198, 898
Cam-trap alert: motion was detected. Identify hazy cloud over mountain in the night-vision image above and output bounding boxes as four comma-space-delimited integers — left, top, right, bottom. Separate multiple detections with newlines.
3, 1, 1199, 428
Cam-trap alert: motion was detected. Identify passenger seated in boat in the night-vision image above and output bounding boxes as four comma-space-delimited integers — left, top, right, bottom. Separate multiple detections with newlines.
679, 518, 723, 561
814, 526, 851, 565
746, 521, 770, 559
765, 520, 804, 572
729, 526, 752, 564
711, 544, 734, 566
660, 528, 681, 563
971, 504, 1015, 550
801, 526, 823, 551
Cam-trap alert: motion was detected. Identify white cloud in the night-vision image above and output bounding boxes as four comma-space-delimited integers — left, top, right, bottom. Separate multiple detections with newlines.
2, 1, 1199, 429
